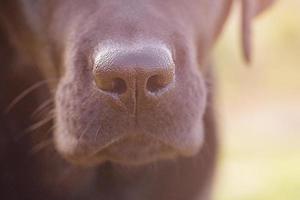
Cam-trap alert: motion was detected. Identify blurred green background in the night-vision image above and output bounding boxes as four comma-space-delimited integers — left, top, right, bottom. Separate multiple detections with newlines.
213, 1, 300, 200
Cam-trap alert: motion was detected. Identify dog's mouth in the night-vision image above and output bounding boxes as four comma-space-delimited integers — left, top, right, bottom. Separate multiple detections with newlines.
95, 134, 178, 165
59, 133, 179, 166
54, 96, 205, 166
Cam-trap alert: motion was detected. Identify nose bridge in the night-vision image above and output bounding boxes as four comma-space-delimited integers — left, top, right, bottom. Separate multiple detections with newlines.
92, 41, 175, 114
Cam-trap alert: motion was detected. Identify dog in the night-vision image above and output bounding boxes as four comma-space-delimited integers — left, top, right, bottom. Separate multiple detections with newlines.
0, 0, 275, 199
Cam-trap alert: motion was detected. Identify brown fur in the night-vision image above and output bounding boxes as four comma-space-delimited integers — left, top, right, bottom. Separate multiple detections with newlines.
0, 0, 275, 199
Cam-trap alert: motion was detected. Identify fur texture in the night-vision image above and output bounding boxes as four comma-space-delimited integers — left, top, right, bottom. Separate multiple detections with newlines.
0, 0, 275, 199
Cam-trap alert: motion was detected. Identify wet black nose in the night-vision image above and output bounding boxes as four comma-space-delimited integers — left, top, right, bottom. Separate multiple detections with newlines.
93, 44, 175, 97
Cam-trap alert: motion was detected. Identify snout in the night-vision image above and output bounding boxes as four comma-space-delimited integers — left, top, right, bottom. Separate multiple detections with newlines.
92, 42, 175, 114
55, 40, 206, 166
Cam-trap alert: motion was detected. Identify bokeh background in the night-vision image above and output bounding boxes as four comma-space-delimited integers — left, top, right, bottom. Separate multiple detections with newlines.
213, 1, 300, 200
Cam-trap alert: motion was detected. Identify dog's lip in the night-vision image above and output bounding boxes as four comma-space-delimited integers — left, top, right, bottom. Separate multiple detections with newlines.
88, 134, 179, 162
55, 120, 203, 165
103, 151, 177, 166
89, 135, 127, 156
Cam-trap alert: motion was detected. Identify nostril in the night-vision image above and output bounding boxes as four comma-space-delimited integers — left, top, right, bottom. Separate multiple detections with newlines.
111, 78, 127, 94
95, 76, 127, 95
146, 72, 173, 93
147, 75, 162, 93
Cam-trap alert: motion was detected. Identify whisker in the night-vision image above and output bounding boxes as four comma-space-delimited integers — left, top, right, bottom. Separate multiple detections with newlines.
45, 125, 56, 136
74, 93, 98, 145
94, 125, 101, 141
21, 110, 54, 137
4, 79, 56, 114
31, 99, 54, 119
76, 114, 99, 148
28, 122, 56, 156
78, 119, 95, 142
29, 138, 53, 155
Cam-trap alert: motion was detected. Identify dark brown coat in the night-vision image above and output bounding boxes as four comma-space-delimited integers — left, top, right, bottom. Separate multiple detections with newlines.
0, 1, 275, 199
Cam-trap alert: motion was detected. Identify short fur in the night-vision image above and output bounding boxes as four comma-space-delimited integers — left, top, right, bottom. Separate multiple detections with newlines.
0, 0, 275, 199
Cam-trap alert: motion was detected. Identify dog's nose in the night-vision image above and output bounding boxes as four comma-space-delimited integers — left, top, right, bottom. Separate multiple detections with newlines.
93, 44, 175, 98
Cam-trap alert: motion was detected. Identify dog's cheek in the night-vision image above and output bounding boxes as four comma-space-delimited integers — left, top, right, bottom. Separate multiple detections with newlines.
53, 76, 95, 157
54, 79, 80, 157
174, 60, 208, 153
173, 71, 207, 154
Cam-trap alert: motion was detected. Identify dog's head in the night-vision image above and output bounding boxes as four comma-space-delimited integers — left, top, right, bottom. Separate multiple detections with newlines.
1, 0, 275, 166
